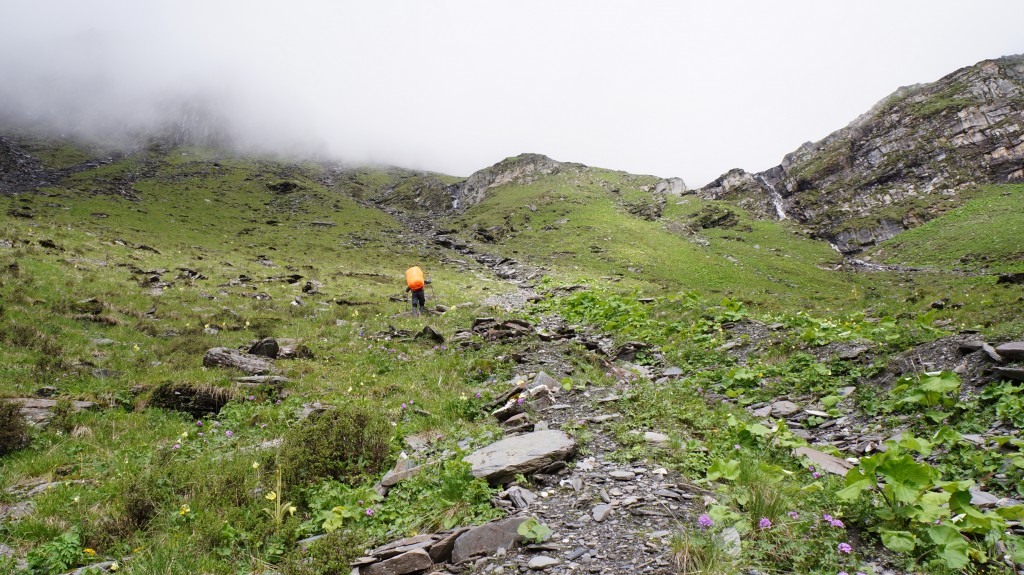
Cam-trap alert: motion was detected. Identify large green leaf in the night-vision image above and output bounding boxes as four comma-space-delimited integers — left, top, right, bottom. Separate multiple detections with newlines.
880, 530, 916, 552
877, 455, 936, 504
908, 491, 950, 523
920, 371, 961, 394
927, 525, 970, 569
706, 459, 741, 482
995, 505, 1024, 521
836, 468, 873, 501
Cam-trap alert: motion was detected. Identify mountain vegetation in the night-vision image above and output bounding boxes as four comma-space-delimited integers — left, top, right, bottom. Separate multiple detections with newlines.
1, 56, 1023, 575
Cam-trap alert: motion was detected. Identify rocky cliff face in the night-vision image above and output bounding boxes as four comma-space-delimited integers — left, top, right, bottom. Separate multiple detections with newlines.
701, 55, 1024, 252
452, 153, 576, 209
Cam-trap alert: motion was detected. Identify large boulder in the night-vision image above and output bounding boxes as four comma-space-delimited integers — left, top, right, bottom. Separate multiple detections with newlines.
463, 430, 576, 485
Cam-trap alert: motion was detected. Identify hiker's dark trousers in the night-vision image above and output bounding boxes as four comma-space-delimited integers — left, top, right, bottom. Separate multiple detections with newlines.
410, 288, 425, 311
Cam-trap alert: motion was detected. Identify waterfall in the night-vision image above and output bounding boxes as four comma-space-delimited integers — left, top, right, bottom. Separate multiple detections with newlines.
756, 175, 788, 220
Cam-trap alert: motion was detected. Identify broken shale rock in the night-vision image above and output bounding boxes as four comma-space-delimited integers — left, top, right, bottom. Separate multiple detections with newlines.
13, 398, 96, 427
203, 347, 273, 375
451, 516, 530, 564
463, 429, 576, 485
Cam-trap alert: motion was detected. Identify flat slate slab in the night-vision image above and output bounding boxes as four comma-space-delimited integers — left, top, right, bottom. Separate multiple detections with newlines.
463, 429, 576, 485
12, 398, 95, 425
793, 446, 854, 476
995, 342, 1024, 360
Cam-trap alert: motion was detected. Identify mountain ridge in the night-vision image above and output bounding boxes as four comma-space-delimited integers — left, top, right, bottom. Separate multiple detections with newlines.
699, 54, 1024, 252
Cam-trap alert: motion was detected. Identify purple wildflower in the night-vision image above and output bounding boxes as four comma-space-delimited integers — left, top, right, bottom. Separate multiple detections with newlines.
734, 444, 741, 450
788, 511, 799, 520
172, 443, 180, 449
365, 508, 374, 517
275, 399, 282, 404
517, 397, 525, 405
260, 423, 267, 429
401, 403, 408, 410
839, 572, 848, 575
822, 513, 833, 522
475, 392, 482, 399
838, 542, 852, 554
225, 430, 234, 438
830, 519, 845, 528
758, 517, 772, 529
697, 514, 713, 530
808, 465, 815, 473
196, 420, 203, 427
213, 421, 220, 427
813, 472, 821, 479
197, 432, 203, 437
247, 395, 255, 401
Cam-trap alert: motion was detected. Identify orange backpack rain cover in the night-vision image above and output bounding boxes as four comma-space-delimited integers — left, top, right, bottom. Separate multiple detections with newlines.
405, 266, 424, 290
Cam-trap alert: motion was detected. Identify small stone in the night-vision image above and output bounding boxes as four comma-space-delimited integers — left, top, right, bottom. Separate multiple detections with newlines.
608, 470, 636, 481
566, 547, 589, 560
720, 527, 742, 557
642, 431, 670, 446
838, 345, 869, 360
592, 504, 612, 522
751, 406, 772, 418
528, 556, 559, 570
982, 343, 1005, 364
959, 340, 986, 353
663, 366, 684, 377
771, 400, 799, 417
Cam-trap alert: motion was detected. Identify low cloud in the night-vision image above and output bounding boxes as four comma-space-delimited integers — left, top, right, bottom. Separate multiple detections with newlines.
2, 1, 1023, 184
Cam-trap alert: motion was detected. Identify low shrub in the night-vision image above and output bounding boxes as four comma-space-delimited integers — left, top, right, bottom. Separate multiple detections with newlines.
279, 530, 367, 575
279, 403, 393, 492
0, 399, 30, 456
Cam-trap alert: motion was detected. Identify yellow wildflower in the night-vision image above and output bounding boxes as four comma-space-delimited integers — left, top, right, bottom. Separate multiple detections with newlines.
83, 548, 96, 556
179, 504, 190, 515
110, 562, 119, 572
252, 461, 260, 470
265, 491, 277, 501
288, 505, 297, 516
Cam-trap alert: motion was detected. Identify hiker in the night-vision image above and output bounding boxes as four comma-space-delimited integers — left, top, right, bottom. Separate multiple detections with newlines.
404, 266, 429, 315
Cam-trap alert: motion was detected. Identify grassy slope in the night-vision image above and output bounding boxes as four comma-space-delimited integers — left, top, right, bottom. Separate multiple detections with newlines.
2, 140, 1023, 573
447, 169, 852, 308
0, 144, 536, 571
869, 184, 1024, 273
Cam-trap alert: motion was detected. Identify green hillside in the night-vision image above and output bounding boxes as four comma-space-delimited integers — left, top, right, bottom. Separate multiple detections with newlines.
2, 138, 1024, 575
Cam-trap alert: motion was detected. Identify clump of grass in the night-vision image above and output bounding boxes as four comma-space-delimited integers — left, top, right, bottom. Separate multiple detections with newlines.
0, 399, 31, 455
280, 403, 394, 491
671, 527, 735, 575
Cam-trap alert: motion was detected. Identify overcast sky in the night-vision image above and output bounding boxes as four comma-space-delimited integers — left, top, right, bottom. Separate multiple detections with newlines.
1, 1, 1022, 186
